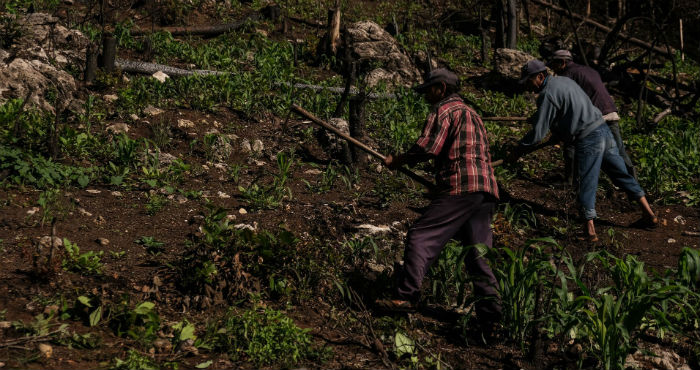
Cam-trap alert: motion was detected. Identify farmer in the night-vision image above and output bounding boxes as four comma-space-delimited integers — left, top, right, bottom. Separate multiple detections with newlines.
376, 68, 502, 328
507, 60, 658, 241
548, 49, 636, 183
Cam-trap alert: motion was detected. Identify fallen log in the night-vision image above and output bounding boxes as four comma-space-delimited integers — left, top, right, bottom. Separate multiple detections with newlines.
530, 0, 671, 57
115, 58, 226, 77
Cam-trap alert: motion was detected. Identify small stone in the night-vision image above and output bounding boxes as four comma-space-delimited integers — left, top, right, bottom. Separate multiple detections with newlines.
234, 223, 256, 232
111, 191, 123, 197
106, 123, 129, 134
38, 343, 52, 358
674, 215, 686, 225
129, 114, 139, 121
356, 224, 392, 235
39, 236, 63, 249
103, 94, 118, 103
226, 214, 236, 222
252, 139, 264, 152
96, 237, 110, 246
176, 338, 198, 355
78, 207, 93, 217
668, 238, 677, 244
94, 215, 106, 225
253, 160, 265, 166
43, 305, 59, 314
152, 71, 170, 83
238, 208, 247, 215
240, 139, 252, 154
143, 106, 164, 117
177, 119, 195, 129
217, 191, 230, 199
0, 321, 12, 329
153, 338, 172, 353
304, 169, 322, 175
86, 189, 101, 194
214, 163, 227, 170
27, 207, 40, 215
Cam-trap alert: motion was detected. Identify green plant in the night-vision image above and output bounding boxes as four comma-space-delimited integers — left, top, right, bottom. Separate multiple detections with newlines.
62, 238, 103, 275
426, 240, 474, 308
303, 162, 338, 193
135, 236, 165, 255
110, 301, 161, 346
202, 306, 314, 367
478, 238, 559, 347
239, 151, 294, 209
499, 202, 537, 231
145, 194, 168, 215
112, 349, 159, 370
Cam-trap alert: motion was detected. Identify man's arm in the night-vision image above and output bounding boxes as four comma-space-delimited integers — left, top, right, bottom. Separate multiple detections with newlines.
506, 94, 559, 163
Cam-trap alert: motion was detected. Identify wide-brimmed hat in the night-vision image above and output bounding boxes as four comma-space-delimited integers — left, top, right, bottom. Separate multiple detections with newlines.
414, 68, 459, 92
518, 60, 547, 84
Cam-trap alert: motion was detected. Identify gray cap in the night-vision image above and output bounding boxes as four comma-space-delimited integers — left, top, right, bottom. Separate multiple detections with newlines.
414, 68, 459, 92
551, 49, 573, 61
518, 60, 547, 84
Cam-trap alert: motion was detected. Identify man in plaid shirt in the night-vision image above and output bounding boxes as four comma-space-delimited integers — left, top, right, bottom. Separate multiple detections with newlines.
377, 69, 502, 329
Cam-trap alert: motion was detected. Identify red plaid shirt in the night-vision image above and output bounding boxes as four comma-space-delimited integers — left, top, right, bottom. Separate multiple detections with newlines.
404, 94, 499, 198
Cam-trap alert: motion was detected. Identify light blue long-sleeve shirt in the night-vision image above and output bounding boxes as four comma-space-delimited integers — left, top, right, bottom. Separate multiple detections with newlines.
520, 75, 605, 147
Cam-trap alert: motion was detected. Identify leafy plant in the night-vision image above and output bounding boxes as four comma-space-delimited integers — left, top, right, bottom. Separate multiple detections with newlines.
112, 349, 159, 370
145, 194, 168, 215
62, 238, 103, 275
110, 301, 161, 346
135, 236, 166, 255
202, 306, 314, 367
239, 151, 294, 209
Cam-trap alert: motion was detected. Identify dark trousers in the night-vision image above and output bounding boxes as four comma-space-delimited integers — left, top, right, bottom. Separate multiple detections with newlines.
564, 120, 636, 185
395, 192, 502, 321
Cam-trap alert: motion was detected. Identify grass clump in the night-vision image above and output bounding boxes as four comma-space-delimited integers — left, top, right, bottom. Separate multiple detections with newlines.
203, 306, 316, 367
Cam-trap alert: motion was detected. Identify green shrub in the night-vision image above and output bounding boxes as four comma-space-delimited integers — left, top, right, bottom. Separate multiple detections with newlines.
62, 238, 103, 275
204, 306, 314, 367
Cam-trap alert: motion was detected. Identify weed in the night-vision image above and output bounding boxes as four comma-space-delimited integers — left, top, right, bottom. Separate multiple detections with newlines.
426, 240, 474, 308
239, 151, 294, 209
111, 251, 126, 259
145, 194, 168, 215
135, 236, 165, 255
112, 349, 159, 370
499, 202, 537, 231
62, 238, 103, 275
110, 301, 161, 346
227, 163, 246, 184
202, 306, 315, 367
150, 121, 172, 150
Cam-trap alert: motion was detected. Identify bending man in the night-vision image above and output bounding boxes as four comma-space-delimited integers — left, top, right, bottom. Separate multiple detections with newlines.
508, 60, 657, 241
377, 69, 502, 329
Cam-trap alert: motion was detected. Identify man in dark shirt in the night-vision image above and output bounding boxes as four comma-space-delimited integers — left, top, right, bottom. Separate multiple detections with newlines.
376, 69, 502, 330
548, 50, 636, 183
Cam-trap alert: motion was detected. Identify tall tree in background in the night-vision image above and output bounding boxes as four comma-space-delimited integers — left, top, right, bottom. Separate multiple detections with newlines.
493, 0, 518, 49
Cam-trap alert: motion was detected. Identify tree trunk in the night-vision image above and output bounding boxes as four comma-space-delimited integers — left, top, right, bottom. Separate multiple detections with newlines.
506, 0, 518, 49
349, 97, 367, 165
326, 6, 341, 56
84, 43, 98, 83
101, 32, 116, 73
493, 0, 505, 49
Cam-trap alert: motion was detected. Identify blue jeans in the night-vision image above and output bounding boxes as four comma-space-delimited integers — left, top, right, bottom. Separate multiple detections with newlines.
576, 124, 645, 220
